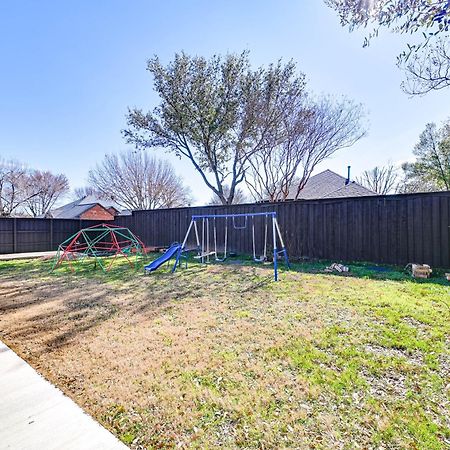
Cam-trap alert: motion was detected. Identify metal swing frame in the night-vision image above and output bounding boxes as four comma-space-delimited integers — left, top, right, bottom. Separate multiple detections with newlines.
176, 211, 290, 281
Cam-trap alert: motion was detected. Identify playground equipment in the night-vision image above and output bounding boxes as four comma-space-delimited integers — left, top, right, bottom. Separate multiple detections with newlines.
51, 223, 146, 272
172, 211, 290, 281
144, 242, 184, 273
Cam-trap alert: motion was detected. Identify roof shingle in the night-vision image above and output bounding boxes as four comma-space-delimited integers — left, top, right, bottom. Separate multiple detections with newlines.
289, 169, 376, 200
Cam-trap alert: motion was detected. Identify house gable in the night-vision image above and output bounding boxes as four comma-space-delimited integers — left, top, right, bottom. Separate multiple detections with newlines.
79, 204, 115, 221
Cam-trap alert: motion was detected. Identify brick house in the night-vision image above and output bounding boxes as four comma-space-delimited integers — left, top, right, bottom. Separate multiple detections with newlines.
45, 195, 127, 220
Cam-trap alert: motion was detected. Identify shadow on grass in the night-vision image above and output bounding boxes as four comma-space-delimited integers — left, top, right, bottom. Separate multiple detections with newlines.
0, 255, 183, 353
1, 253, 448, 355
0, 279, 120, 353
1, 252, 250, 354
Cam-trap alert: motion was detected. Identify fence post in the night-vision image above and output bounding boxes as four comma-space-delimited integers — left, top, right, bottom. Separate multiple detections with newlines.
13, 218, 17, 253
50, 219, 53, 250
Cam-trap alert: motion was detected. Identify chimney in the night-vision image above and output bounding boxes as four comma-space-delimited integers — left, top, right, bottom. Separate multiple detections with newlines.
346, 166, 351, 185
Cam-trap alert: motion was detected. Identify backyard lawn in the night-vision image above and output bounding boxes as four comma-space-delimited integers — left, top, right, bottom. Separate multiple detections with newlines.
0, 256, 449, 449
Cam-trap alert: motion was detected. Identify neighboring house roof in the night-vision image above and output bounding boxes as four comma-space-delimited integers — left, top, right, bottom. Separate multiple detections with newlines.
119, 209, 133, 216
76, 195, 122, 212
47, 195, 125, 219
48, 202, 110, 219
288, 170, 376, 200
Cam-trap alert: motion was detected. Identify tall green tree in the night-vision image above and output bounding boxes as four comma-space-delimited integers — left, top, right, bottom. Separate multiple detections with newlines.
124, 52, 364, 204
123, 52, 308, 205
401, 120, 450, 192
326, 0, 450, 94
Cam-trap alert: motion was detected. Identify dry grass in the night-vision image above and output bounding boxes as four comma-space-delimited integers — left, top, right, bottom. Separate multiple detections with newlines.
0, 257, 449, 449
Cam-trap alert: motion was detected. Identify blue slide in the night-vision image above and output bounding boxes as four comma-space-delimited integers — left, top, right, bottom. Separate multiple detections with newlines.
144, 242, 182, 273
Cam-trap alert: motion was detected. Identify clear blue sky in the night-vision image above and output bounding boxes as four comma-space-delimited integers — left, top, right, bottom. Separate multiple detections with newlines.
1, 0, 449, 205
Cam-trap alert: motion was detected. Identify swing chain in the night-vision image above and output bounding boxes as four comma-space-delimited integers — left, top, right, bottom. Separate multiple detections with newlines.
252, 215, 268, 262
232, 215, 247, 229
214, 217, 228, 262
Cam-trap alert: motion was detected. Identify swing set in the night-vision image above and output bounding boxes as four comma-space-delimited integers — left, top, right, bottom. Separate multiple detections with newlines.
173, 211, 289, 281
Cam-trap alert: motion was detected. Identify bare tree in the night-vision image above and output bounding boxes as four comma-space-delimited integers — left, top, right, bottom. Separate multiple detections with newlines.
208, 185, 248, 205
246, 97, 366, 201
124, 52, 307, 205
401, 38, 450, 95
356, 164, 398, 195
73, 186, 102, 199
23, 171, 69, 217
0, 160, 41, 216
244, 86, 310, 201
88, 150, 192, 210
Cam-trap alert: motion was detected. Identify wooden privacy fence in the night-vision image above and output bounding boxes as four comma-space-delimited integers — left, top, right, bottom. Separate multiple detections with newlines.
0, 218, 112, 255
1, 191, 450, 268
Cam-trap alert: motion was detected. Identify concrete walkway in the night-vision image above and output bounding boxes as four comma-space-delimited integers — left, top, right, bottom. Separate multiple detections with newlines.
0, 251, 56, 261
0, 341, 128, 450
